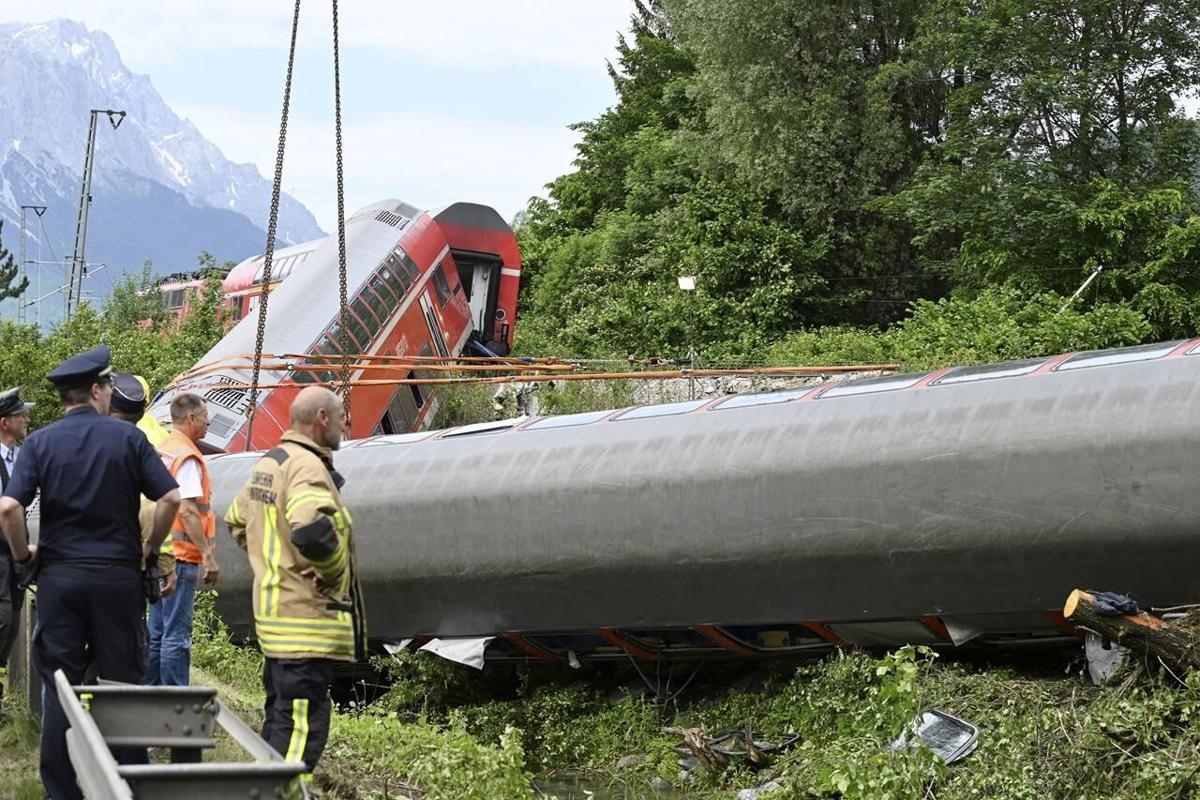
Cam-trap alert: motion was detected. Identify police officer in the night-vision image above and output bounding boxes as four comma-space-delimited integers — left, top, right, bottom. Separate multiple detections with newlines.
0, 386, 32, 710
225, 386, 365, 779
0, 347, 181, 800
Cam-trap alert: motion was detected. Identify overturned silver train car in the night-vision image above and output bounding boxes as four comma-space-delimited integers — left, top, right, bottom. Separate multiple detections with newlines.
204, 339, 1200, 661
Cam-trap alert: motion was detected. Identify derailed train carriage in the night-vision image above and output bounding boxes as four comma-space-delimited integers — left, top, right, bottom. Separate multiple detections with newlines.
150, 198, 521, 450
204, 338, 1200, 662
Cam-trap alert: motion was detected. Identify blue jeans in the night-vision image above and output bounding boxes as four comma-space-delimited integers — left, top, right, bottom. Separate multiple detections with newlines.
146, 560, 199, 686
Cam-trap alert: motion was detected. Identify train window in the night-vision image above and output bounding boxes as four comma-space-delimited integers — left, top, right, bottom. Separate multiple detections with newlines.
442, 419, 522, 438
406, 370, 425, 410
206, 413, 237, 439
432, 263, 452, 307
314, 335, 342, 356
819, 373, 924, 399
378, 263, 405, 299
384, 252, 410, 287
403, 253, 422, 283
364, 282, 393, 322
328, 320, 366, 354
1055, 340, 1184, 371
716, 388, 812, 409
389, 384, 418, 429
369, 272, 400, 307
526, 410, 612, 430
346, 310, 372, 349
291, 357, 335, 385
933, 358, 1048, 386
352, 296, 381, 326
389, 248, 419, 285
616, 399, 708, 421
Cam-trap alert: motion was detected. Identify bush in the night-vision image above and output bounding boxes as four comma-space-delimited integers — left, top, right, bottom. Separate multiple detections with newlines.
766, 287, 1151, 372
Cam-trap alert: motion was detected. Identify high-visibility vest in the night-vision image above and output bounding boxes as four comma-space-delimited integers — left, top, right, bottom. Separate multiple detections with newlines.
158, 430, 215, 564
138, 414, 171, 447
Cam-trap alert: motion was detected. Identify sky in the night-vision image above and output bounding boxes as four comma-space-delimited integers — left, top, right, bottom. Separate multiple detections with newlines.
18, 1, 635, 229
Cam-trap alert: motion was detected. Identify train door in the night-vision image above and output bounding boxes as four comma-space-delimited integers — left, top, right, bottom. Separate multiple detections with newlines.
379, 342, 433, 433
452, 251, 502, 344
419, 291, 450, 358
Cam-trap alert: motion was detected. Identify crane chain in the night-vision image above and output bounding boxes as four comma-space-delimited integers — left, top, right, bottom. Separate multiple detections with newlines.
246, 0, 303, 446
332, 0, 352, 420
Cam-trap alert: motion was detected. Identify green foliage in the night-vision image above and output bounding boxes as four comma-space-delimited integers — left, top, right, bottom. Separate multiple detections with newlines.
767, 286, 1150, 370
327, 715, 534, 800
516, 1, 1200, 362
536, 379, 639, 416
431, 383, 499, 430
0, 220, 30, 303
0, 253, 232, 428
0, 691, 45, 800
191, 589, 264, 697
892, 286, 1150, 368
457, 683, 663, 773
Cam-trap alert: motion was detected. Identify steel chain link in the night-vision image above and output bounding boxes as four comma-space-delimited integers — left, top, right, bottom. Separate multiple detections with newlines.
332, 0, 352, 420
246, 0, 302, 446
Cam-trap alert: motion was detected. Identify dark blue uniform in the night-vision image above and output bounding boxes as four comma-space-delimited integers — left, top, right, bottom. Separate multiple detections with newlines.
4, 350, 177, 800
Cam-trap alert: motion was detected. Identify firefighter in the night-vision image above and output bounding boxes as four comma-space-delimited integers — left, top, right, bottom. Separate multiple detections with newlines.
224, 386, 365, 778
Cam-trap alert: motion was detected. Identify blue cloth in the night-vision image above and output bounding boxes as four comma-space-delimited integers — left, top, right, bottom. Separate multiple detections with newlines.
4, 406, 177, 562
35, 562, 147, 800
146, 561, 199, 686
1086, 590, 1141, 616
46, 344, 112, 390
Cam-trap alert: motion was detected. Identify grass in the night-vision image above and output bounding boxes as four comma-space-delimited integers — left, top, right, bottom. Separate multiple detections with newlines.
0, 697, 43, 800
4, 614, 1200, 799
367, 646, 1200, 800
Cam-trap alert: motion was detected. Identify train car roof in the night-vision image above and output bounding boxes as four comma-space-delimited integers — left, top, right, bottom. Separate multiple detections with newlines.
320, 337, 1200, 454
432, 202, 514, 234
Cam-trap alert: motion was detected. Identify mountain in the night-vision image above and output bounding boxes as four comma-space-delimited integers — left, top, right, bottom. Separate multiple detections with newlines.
0, 19, 325, 324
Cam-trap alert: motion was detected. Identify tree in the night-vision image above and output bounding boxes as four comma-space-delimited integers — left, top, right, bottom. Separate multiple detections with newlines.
883, 0, 1200, 336
0, 251, 232, 428
0, 220, 31, 302
670, 0, 948, 323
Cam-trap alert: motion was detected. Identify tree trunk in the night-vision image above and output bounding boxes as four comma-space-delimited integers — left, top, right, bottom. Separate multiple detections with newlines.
1063, 589, 1200, 673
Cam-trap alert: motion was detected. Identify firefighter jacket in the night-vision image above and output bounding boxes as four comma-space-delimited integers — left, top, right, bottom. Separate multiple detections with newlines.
159, 429, 215, 564
224, 430, 366, 662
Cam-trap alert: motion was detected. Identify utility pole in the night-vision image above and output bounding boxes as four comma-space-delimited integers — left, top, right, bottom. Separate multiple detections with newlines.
677, 275, 697, 400
66, 109, 125, 321
18, 204, 47, 325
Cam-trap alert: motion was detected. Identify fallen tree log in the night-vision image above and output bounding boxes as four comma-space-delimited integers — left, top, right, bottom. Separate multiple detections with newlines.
1063, 589, 1200, 674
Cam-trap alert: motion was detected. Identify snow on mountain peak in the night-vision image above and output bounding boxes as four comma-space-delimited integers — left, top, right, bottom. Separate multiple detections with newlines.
0, 19, 323, 244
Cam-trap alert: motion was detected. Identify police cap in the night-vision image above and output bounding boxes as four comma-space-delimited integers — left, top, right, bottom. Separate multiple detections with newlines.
110, 372, 147, 414
0, 387, 33, 418
47, 345, 113, 391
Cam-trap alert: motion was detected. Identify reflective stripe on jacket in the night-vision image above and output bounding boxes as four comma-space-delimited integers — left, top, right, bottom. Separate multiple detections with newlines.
224, 430, 366, 662
158, 430, 214, 564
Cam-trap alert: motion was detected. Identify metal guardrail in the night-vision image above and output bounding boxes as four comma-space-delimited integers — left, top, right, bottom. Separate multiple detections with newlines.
54, 670, 307, 799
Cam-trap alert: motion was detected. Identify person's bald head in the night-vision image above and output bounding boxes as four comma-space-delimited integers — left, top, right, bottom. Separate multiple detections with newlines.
289, 386, 347, 450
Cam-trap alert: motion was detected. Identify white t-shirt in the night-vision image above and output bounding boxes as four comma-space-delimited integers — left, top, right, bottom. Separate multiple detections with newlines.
175, 458, 203, 500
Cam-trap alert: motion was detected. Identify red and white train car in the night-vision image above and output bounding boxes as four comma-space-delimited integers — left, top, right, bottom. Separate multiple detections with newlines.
149, 199, 521, 451
222, 239, 326, 322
